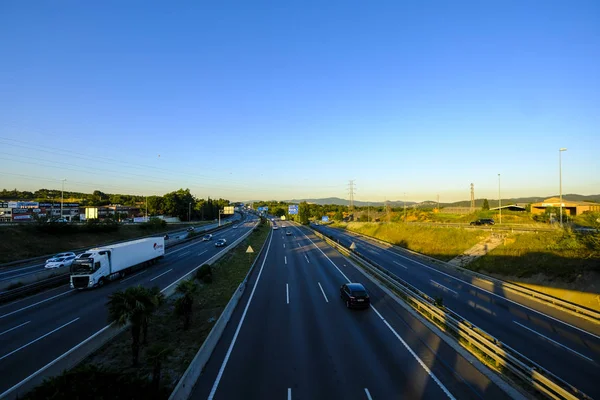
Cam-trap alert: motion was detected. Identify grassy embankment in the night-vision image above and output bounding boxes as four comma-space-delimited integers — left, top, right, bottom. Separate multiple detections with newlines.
0, 221, 211, 264
22, 219, 271, 400
333, 221, 484, 261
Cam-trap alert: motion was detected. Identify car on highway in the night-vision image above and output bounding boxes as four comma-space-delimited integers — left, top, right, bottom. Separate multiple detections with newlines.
187, 227, 195, 232
202, 234, 213, 241
233, 225, 238, 229
45, 255, 77, 269
215, 238, 227, 247
164, 234, 170, 240
470, 218, 495, 226
46, 252, 76, 263
340, 283, 370, 309
286, 230, 292, 236
273, 226, 278, 230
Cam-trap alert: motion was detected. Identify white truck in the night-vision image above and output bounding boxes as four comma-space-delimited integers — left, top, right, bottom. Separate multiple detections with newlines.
70, 237, 165, 289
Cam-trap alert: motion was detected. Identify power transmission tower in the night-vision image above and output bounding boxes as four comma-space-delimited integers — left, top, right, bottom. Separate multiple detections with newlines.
347, 180, 356, 212
470, 183, 475, 212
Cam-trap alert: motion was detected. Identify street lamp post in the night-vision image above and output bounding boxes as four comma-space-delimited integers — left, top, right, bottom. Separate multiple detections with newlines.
188, 202, 191, 222
498, 174, 501, 224
559, 148, 567, 227
60, 178, 66, 220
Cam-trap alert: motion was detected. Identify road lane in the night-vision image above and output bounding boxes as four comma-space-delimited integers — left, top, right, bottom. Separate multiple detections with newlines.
314, 224, 600, 398
0, 216, 258, 397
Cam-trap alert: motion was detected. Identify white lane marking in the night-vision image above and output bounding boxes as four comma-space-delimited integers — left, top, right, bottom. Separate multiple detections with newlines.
0, 321, 31, 336
198, 250, 208, 256
177, 251, 191, 258
286, 284, 290, 304
120, 269, 147, 284
356, 234, 600, 341
298, 243, 301, 248
288, 388, 292, 400
283, 243, 286, 248
208, 229, 274, 400
0, 324, 113, 398
304, 254, 310, 264
393, 260, 408, 269
300, 226, 455, 399
150, 268, 173, 281
0, 263, 45, 276
0, 317, 80, 362
513, 321, 595, 363
430, 280, 458, 295
285, 256, 287, 265
370, 306, 455, 399
364, 388, 373, 400
318, 282, 329, 303
0, 289, 73, 319
370, 249, 381, 255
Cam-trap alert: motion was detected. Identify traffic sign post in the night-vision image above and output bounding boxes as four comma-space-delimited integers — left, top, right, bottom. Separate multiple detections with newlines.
246, 245, 254, 267
288, 205, 298, 215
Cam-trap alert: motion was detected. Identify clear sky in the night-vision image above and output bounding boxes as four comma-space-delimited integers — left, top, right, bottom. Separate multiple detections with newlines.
1, 0, 598, 203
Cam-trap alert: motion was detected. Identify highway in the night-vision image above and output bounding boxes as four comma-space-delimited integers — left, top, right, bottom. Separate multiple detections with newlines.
312, 223, 600, 399
0, 215, 256, 398
0, 218, 235, 284
189, 221, 517, 400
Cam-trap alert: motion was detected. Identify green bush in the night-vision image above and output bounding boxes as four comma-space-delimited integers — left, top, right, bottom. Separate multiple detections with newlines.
196, 264, 213, 283
139, 218, 167, 231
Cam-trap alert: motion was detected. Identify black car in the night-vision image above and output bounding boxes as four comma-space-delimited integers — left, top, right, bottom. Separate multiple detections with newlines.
470, 218, 495, 226
202, 234, 213, 241
215, 239, 227, 247
286, 230, 292, 236
340, 283, 370, 309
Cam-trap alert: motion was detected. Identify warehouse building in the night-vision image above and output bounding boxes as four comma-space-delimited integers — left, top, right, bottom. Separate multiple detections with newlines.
530, 197, 600, 216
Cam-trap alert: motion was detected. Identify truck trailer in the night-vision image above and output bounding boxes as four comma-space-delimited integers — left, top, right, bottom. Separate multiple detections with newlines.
70, 237, 165, 289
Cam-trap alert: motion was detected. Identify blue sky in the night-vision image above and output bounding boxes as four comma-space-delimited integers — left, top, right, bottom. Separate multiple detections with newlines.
1, 1, 598, 203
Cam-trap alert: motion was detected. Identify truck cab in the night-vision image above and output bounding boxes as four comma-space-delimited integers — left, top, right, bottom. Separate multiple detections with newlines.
70, 250, 113, 288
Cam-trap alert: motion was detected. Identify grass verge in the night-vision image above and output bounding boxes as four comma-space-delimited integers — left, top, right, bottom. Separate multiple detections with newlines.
0, 222, 210, 264
21, 220, 270, 400
334, 221, 484, 261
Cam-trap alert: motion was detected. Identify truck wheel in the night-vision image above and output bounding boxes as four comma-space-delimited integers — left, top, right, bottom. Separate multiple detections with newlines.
98, 278, 105, 287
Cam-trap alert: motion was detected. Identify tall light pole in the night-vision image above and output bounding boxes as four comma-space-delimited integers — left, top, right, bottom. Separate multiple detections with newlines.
559, 148, 567, 227
60, 178, 66, 220
188, 202, 192, 222
145, 196, 148, 222
498, 174, 501, 224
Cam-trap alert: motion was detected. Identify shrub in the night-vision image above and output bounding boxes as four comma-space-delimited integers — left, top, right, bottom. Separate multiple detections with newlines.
196, 264, 213, 283
139, 218, 167, 231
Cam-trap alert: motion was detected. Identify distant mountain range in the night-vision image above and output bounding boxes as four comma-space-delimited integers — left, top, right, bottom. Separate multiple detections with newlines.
244, 194, 600, 208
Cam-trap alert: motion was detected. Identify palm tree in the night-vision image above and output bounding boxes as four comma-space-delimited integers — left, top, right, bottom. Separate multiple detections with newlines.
174, 279, 198, 330
146, 343, 173, 391
107, 285, 157, 366
141, 286, 165, 346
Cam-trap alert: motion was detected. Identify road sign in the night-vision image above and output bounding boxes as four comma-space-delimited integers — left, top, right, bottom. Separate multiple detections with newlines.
350, 242, 357, 250
288, 205, 299, 215
246, 246, 254, 253
224, 206, 235, 215
321, 216, 329, 222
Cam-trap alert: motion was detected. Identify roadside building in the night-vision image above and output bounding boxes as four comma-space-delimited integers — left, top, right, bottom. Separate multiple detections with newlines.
530, 197, 600, 217
83, 205, 141, 221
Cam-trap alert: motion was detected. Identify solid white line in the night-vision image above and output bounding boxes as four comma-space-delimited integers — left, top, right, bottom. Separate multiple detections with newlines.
0, 289, 74, 319
370, 306, 455, 399
286, 283, 290, 304
207, 229, 273, 400
177, 251, 191, 258
0, 324, 113, 398
288, 388, 291, 400
513, 321, 595, 363
0, 318, 80, 362
285, 256, 287, 265
304, 254, 310, 264
120, 269, 147, 284
198, 250, 208, 256
300, 226, 455, 399
393, 260, 408, 269
359, 234, 600, 341
0, 321, 31, 336
150, 268, 173, 281
364, 388, 373, 400
430, 280, 458, 295
318, 282, 329, 303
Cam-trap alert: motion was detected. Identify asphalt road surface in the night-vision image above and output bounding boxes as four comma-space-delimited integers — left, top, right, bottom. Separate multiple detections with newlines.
0, 218, 236, 283
189, 222, 515, 400
0, 216, 256, 397
312, 223, 600, 399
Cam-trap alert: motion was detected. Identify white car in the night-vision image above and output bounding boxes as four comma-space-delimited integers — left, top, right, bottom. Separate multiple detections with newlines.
46, 252, 76, 263
45, 255, 77, 269
273, 226, 278, 230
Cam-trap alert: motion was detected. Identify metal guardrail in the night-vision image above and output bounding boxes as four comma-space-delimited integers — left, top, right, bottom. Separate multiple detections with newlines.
335, 228, 600, 323
312, 228, 591, 400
